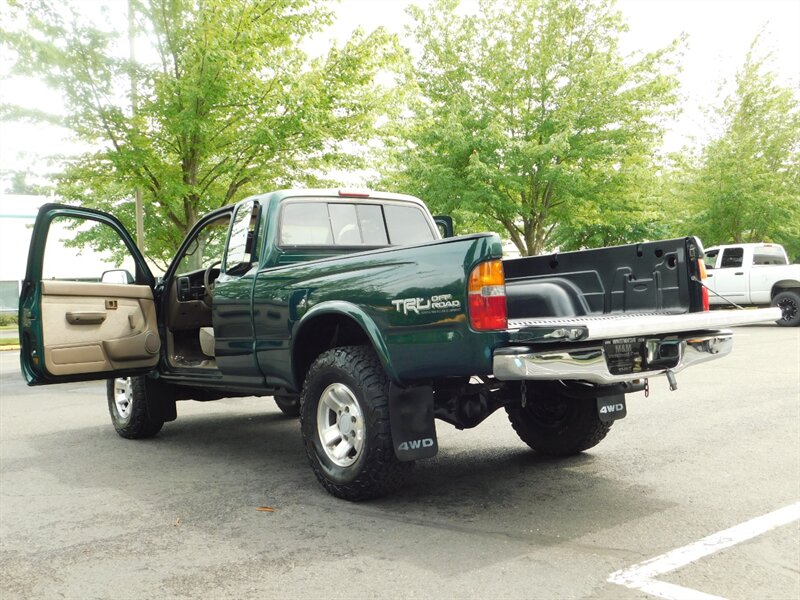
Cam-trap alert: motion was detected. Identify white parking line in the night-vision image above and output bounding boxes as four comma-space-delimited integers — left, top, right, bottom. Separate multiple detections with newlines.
608, 502, 800, 600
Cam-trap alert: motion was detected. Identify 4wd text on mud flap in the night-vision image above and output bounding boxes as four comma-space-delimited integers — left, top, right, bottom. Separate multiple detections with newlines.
397, 438, 435, 451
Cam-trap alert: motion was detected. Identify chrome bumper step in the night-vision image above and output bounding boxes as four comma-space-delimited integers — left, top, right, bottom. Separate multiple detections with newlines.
494, 332, 733, 385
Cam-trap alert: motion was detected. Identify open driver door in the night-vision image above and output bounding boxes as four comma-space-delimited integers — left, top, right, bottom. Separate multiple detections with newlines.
19, 204, 161, 385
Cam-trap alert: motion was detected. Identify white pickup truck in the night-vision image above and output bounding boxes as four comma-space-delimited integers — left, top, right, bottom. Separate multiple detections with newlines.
703, 243, 800, 327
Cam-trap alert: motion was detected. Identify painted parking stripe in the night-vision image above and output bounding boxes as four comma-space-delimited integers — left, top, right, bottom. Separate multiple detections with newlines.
608, 502, 800, 600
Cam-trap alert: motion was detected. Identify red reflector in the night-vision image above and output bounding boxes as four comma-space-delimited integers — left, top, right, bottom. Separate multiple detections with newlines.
468, 293, 507, 330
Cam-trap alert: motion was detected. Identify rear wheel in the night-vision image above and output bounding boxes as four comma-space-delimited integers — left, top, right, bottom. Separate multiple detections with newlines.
107, 377, 164, 439
772, 290, 800, 327
300, 346, 412, 500
505, 383, 611, 456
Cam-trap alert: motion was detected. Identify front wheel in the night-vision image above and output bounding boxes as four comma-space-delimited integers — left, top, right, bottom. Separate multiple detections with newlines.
300, 346, 412, 501
505, 382, 612, 456
107, 377, 164, 439
772, 290, 800, 327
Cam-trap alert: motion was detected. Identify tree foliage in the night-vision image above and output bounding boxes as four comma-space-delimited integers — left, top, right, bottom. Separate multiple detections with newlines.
380, 0, 681, 256
670, 41, 800, 261
1, 0, 402, 267
1, 169, 52, 195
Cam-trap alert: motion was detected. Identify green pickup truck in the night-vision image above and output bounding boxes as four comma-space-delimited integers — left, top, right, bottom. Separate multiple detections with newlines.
19, 189, 780, 500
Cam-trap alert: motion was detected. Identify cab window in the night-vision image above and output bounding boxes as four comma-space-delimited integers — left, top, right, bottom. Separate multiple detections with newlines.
278, 200, 433, 247
384, 205, 435, 245
720, 248, 744, 269
224, 201, 260, 275
175, 215, 231, 275
703, 249, 718, 270
42, 216, 136, 282
280, 203, 333, 245
752, 246, 787, 265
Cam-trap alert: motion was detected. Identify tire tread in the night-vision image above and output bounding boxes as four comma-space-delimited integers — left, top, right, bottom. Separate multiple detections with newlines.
300, 345, 412, 500
106, 377, 164, 439
505, 392, 611, 457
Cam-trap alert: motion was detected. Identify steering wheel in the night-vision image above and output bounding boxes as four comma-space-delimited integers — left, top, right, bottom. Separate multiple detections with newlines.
202, 260, 222, 308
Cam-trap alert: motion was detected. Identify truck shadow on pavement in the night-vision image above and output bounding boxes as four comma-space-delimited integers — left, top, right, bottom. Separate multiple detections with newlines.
2, 404, 680, 586
12, 405, 674, 551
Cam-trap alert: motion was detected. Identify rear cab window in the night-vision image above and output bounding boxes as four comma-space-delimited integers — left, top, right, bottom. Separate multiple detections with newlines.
279, 198, 436, 248
752, 246, 787, 266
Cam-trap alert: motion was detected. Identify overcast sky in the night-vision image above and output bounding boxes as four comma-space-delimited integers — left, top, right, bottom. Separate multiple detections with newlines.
1, 0, 798, 187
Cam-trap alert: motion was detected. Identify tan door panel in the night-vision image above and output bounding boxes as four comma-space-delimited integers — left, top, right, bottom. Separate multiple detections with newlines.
40, 281, 160, 376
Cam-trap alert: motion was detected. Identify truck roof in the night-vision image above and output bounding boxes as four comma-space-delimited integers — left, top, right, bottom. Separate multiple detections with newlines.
244, 188, 428, 208
705, 242, 785, 251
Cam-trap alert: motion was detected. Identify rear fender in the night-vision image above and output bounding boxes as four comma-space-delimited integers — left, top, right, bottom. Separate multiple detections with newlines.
771, 281, 800, 299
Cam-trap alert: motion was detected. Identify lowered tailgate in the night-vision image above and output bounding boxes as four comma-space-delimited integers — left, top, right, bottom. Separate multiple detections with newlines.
507, 307, 782, 343
494, 307, 781, 385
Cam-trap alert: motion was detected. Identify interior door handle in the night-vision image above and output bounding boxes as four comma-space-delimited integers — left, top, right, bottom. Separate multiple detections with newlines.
65, 311, 107, 325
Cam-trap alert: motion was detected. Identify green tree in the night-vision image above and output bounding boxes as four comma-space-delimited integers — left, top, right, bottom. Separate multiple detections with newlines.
381, 0, 680, 256
673, 41, 800, 260
1, 169, 52, 195
2, 0, 401, 267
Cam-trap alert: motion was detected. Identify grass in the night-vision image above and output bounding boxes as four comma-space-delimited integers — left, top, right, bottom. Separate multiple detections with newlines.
0, 337, 20, 347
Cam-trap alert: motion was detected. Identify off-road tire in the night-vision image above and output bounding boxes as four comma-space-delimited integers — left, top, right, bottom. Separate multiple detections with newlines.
107, 377, 164, 439
505, 383, 611, 456
300, 345, 412, 501
274, 394, 301, 417
772, 290, 800, 327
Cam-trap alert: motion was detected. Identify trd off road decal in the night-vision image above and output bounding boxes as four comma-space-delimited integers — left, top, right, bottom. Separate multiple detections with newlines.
391, 294, 461, 315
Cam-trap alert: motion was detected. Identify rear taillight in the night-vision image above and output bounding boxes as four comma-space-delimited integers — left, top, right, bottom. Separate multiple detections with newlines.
697, 259, 710, 311
468, 259, 507, 331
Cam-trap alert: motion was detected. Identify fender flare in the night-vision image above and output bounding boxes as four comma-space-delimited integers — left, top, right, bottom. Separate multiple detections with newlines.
291, 300, 400, 386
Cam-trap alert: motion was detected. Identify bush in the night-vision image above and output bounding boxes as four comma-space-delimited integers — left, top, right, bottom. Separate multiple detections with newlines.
0, 313, 18, 327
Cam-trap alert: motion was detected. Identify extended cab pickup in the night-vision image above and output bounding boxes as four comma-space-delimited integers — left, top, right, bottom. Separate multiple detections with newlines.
703, 243, 800, 327
19, 190, 781, 500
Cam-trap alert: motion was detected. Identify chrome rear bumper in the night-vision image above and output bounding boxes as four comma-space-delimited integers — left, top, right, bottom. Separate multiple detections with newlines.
493, 332, 733, 384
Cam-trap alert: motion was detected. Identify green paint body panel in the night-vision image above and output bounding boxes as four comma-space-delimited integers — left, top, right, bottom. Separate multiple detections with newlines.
250, 232, 504, 390
236, 189, 505, 391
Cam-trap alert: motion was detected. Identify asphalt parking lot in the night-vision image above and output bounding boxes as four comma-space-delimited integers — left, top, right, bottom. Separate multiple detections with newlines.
1, 325, 798, 599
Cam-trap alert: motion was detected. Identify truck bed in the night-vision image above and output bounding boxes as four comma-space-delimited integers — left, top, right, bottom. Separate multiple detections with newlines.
503, 237, 701, 320
502, 237, 780, 342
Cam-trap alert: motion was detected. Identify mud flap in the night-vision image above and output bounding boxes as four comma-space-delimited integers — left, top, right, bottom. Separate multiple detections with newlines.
597, 394, 627, 423
389, 383, 438, 461
144, 375, 178, 423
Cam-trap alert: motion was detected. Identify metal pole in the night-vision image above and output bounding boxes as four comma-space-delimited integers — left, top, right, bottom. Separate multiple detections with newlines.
135, 187, 144, 249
